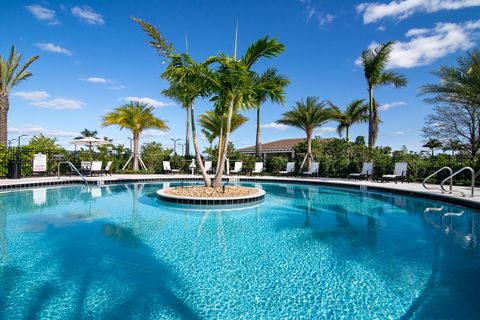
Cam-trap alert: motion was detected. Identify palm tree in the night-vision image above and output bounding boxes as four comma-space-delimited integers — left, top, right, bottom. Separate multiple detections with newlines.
329, 99, 368, 142
0, 46, 39, 145
423, 138, 443, 156
74, 128, 98, 140
277, 97, 336, 170
208, 34, 286, 187
252, 68, 289, 157
162, 84, 191, 157
102, 101, 168, 170
199, 109, 248, 157
360, 41, 407, 147
442, 139, 462, 156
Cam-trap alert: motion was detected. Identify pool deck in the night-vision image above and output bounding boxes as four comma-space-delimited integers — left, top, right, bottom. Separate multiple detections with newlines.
1, 174, 480, 208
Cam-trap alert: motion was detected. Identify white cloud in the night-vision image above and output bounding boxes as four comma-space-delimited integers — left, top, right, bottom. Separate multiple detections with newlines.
357, 0, 480, 24
260, 123, 288, 130
391, 130, 405, 135
25, 4, 60, 25
36, 42, 72, 56
142, 129, 168, 137
301, 1, 335, 27
356, 20, 480, 69
8, 125, 79, 138
315, 126, 337, 135
123, 96, 172, 108
71, 6, 104, 25
379, 101, 406, 111
377, 25, 386, 31
85, 77, 112, 84
13, 91, 50, 101
30, 98, 85, 110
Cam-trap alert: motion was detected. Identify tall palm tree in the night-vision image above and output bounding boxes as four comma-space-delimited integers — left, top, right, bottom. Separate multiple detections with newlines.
208, 35, 286, 187
277, 97, 336, 171
360, 41, 407, 147
74, 128, 98, 139
162, 84, 191, 157
252, 68, 289, 157
199, 109, 248, 154
442, 139, 462, 156
102, 101, 168, 170
423, 138, 443, 156
0, 46, 39, 145
329, 99, 368, 142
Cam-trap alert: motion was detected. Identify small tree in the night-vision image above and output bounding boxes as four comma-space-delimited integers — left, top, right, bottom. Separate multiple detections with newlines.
423, 138, 443, 156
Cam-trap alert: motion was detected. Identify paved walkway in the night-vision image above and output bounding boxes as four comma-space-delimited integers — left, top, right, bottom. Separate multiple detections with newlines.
1, 174, 479, 206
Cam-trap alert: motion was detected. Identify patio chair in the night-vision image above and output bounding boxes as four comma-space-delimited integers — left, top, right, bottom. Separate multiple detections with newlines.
230, 161, 243, 174
76, 161, 92, 176
349, 162, 373, 180
204, 161, 214, 174
279, 162, 295, 176
88, 161, 103, 176
102, 161, 113, 176
382, 162, 408, 183
163, 161, 180, 174
303, 162, 319, 177
252, 162, 264, 175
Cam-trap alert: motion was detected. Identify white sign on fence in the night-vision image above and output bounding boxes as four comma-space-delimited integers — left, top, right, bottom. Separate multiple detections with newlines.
33, 153, 47, 172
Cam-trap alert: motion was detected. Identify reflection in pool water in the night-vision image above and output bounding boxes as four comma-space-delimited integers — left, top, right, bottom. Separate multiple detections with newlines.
0, 182, 479, 319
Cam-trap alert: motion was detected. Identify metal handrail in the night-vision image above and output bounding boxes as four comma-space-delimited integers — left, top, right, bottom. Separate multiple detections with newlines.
423, 166, 453, 193
440, 166, 475, 197
57, 161, 88, 186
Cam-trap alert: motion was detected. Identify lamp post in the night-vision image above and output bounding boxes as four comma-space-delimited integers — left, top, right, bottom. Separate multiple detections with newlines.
171, 138, 181, 155
17, 134, 28, 148
127, 137, 133, 155
7, 138, 15, 148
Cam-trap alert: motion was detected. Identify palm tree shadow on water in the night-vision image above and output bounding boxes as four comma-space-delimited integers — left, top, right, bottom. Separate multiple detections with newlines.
0, 183, 200, 320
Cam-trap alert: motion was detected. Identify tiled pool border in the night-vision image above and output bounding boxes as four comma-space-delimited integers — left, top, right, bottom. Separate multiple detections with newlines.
1, 176, 480, 210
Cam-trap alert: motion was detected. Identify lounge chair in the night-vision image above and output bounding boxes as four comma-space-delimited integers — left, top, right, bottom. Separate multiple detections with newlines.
349, 162, 373, 180
90, 161, 103, 176
230, 161, 243, 174
279, 162, 295, 176
204, 161, 214, 174
303, 162, 319, 177
382, 162, 408, 183
163, 161, 180, 174
102, 161, 113, 176
252, 162, 264, 175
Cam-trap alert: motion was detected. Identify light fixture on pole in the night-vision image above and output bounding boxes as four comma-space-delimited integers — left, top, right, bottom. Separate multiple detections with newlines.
7, 138, 15, 148
127, 137, 133, 154
171, 138, 181, 155
17, 134, 28, 148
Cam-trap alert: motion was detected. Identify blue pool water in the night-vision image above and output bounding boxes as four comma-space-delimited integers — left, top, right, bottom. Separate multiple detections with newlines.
0, 182, 479, 319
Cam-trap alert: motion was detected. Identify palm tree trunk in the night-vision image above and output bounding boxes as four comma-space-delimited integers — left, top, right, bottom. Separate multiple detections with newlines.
368, 88, 378, 148
255, 103, 262, 158
0, 91, 9, 146
216, 122, 224, 172
185, 105, 191, 157
212, 101, 234, 188
191, 103, 211, 186
306, 131, 312, 171
133, 132, 139, 170
346, 126, 350, 142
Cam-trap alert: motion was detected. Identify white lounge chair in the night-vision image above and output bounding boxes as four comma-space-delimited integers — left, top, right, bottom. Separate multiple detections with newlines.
252, 162, 264, 174
349, 162, 373, 180
102, 161, 113, 176
80, 161, 91, 174
230, 161, 243, 174
303, 162, 319, 177
163, 161, 180, 174
90, 161, 103, 176
204, 161, 214, 174
382, 162, 408, 183
279, 162, 295, 175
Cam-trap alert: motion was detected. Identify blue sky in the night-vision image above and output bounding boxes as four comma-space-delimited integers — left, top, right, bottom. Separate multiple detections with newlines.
1, 0, 480, 152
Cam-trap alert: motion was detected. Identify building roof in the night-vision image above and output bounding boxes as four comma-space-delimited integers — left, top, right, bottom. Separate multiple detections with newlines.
238, 138, 322, 154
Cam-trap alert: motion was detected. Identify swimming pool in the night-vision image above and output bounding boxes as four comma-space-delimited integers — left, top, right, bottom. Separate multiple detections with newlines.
0, 181, 479, 319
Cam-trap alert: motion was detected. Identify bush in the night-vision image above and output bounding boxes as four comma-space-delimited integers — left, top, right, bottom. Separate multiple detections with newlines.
266, 156, 288, 175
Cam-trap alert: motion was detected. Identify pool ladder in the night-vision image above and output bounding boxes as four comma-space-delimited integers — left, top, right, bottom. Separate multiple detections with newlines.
423, 166, 476, 197
57, 161, 88, 186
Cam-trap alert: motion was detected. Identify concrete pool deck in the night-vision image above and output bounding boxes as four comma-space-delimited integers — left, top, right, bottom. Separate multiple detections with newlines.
1, 174, 480, 209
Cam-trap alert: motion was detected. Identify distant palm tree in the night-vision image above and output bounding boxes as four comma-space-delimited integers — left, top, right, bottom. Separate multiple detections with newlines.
423, 138, 443, 156
74, 128, 98, 140
277, 97, 335, 171
0, 46, 39, 145
360, 41, 407, 147
252, 68, 289, 157
199, 110, 248, 154
329, 99, 368, 142
102, 101, 168, 170
442, 140, 463, 156
162, 84, 191, 157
